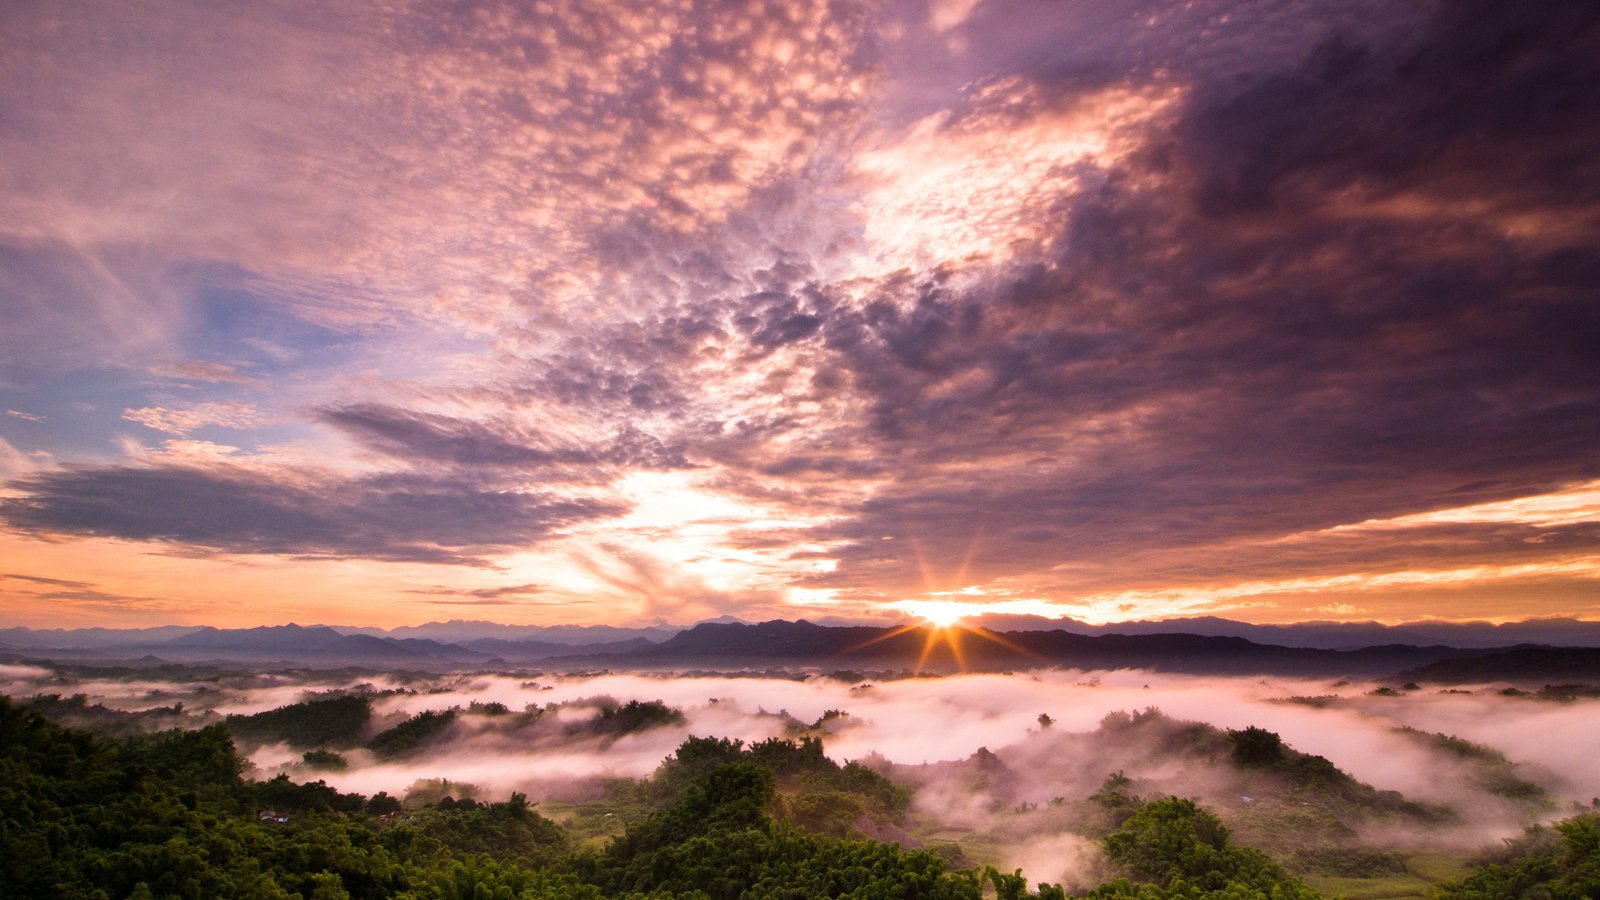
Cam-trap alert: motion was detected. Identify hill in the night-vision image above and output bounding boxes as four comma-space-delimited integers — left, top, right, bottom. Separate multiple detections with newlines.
555, 619, 1505, 678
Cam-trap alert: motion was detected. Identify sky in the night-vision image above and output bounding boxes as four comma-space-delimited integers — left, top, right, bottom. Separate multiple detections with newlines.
1, 0, 1597, 630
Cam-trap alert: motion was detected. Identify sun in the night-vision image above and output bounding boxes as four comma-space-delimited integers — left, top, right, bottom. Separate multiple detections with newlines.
900, 600, 969, 630
845, 599, 1045, 675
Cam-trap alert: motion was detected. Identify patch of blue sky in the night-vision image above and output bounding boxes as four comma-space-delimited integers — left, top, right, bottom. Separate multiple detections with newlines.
0, 367, 165, 461
183, 280, 358, 379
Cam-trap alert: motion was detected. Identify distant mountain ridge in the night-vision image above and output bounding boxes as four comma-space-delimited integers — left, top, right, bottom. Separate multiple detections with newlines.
962, 614, 1600, 649
9, 614, 1600, 653
132, 623, 499, 666
548, 619, 1513, 678
333, 619, 678, 645
5, 615, 1600, 678
0, 621, 662, 669
0, 625, 208, 648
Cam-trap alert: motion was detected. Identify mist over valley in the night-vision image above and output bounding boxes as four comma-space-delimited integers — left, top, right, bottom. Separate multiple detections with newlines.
7, 618, 1600, 898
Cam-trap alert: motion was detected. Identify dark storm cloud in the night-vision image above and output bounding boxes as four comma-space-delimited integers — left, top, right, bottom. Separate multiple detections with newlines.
785, 1, 1600, 594
0, 465, 626, 564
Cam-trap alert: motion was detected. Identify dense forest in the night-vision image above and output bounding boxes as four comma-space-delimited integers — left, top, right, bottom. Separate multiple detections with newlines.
4, 695, 1599, 899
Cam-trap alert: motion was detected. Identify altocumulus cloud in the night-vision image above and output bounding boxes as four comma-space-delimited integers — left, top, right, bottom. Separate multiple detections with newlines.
759, 1, 1600, 602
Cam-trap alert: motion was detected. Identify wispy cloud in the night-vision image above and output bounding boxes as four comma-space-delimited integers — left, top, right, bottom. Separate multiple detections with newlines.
148, 360, 262, 386
1, 572, 95, 590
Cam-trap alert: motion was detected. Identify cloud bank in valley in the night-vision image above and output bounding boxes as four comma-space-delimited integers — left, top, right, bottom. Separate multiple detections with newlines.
9, 662, 1600, 886
8, 664, 1597, 813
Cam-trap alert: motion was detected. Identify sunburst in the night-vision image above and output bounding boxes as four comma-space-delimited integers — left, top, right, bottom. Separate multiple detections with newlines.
834, 608, 1043, 675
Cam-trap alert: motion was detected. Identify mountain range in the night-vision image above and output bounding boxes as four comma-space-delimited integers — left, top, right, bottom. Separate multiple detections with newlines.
959, 614, 1600, 650
4, 617, 1600, 681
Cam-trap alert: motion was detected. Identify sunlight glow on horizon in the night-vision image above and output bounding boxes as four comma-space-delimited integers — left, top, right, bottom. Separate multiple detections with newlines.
886, 597, 1067, 628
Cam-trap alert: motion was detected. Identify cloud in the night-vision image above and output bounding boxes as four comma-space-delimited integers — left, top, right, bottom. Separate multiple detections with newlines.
736, 2, 1600, 611
0, 0, 879, 331
0, 571, 184, 614
2, 0, 1597, 621
34, 589, 167, 606
319, 404, 688, 474
408, 583, 545, 599
0, 239, 187, 374
0, 464, 628, 565
149, 360, 262, 386
1, 572, 95, 590
405, 583, 553, 606
113, 667, 1600, 824
122, 401, 263, 436
0, 438, 43, 481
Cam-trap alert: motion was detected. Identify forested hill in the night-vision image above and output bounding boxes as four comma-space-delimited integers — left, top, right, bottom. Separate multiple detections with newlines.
5, 695, 1600, 898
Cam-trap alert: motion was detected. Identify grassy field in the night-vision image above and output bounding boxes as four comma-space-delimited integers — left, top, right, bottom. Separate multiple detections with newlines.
1303, 853, 1472, 899
536, 798, 637, 847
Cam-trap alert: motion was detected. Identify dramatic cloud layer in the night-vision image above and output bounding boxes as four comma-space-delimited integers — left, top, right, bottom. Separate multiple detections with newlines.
1, 0, 1597, 626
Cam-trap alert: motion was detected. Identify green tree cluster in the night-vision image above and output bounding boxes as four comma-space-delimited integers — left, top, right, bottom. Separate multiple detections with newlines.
629, 735, 911, 840
0, 697, 582, 900
1435, 812, 1600, 899
226, 694, 374, 749
589, 760, 994, 899
588, 700, 686, 738
1094, 797, 1321, 899
369, 710, 459, 760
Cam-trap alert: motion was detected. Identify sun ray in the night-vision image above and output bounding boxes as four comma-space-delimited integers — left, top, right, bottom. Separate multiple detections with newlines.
832, 622, 921, 658
959, 625, 1046, 663
912, 626, 941, 675
903, 524, 938, 597
950, 514, 987, 587
944, 625, 967, 671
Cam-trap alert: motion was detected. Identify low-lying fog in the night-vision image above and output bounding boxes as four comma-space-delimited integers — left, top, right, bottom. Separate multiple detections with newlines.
7, 663, 1597, 885
8, 665, 1597, 799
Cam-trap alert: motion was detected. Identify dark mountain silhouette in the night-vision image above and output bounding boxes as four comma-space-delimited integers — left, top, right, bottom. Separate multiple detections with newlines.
337, 619, 678, 645
549, 619, 1508, 677
460, 636, 655, 661
0, 623, 497, 668
166, 623, 347, 650
965, 614, 1600, 650
6, 619, 1599, 679
1398, 646, 1600, 683
0, 625, 207, 649
158, 624, 494, 665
